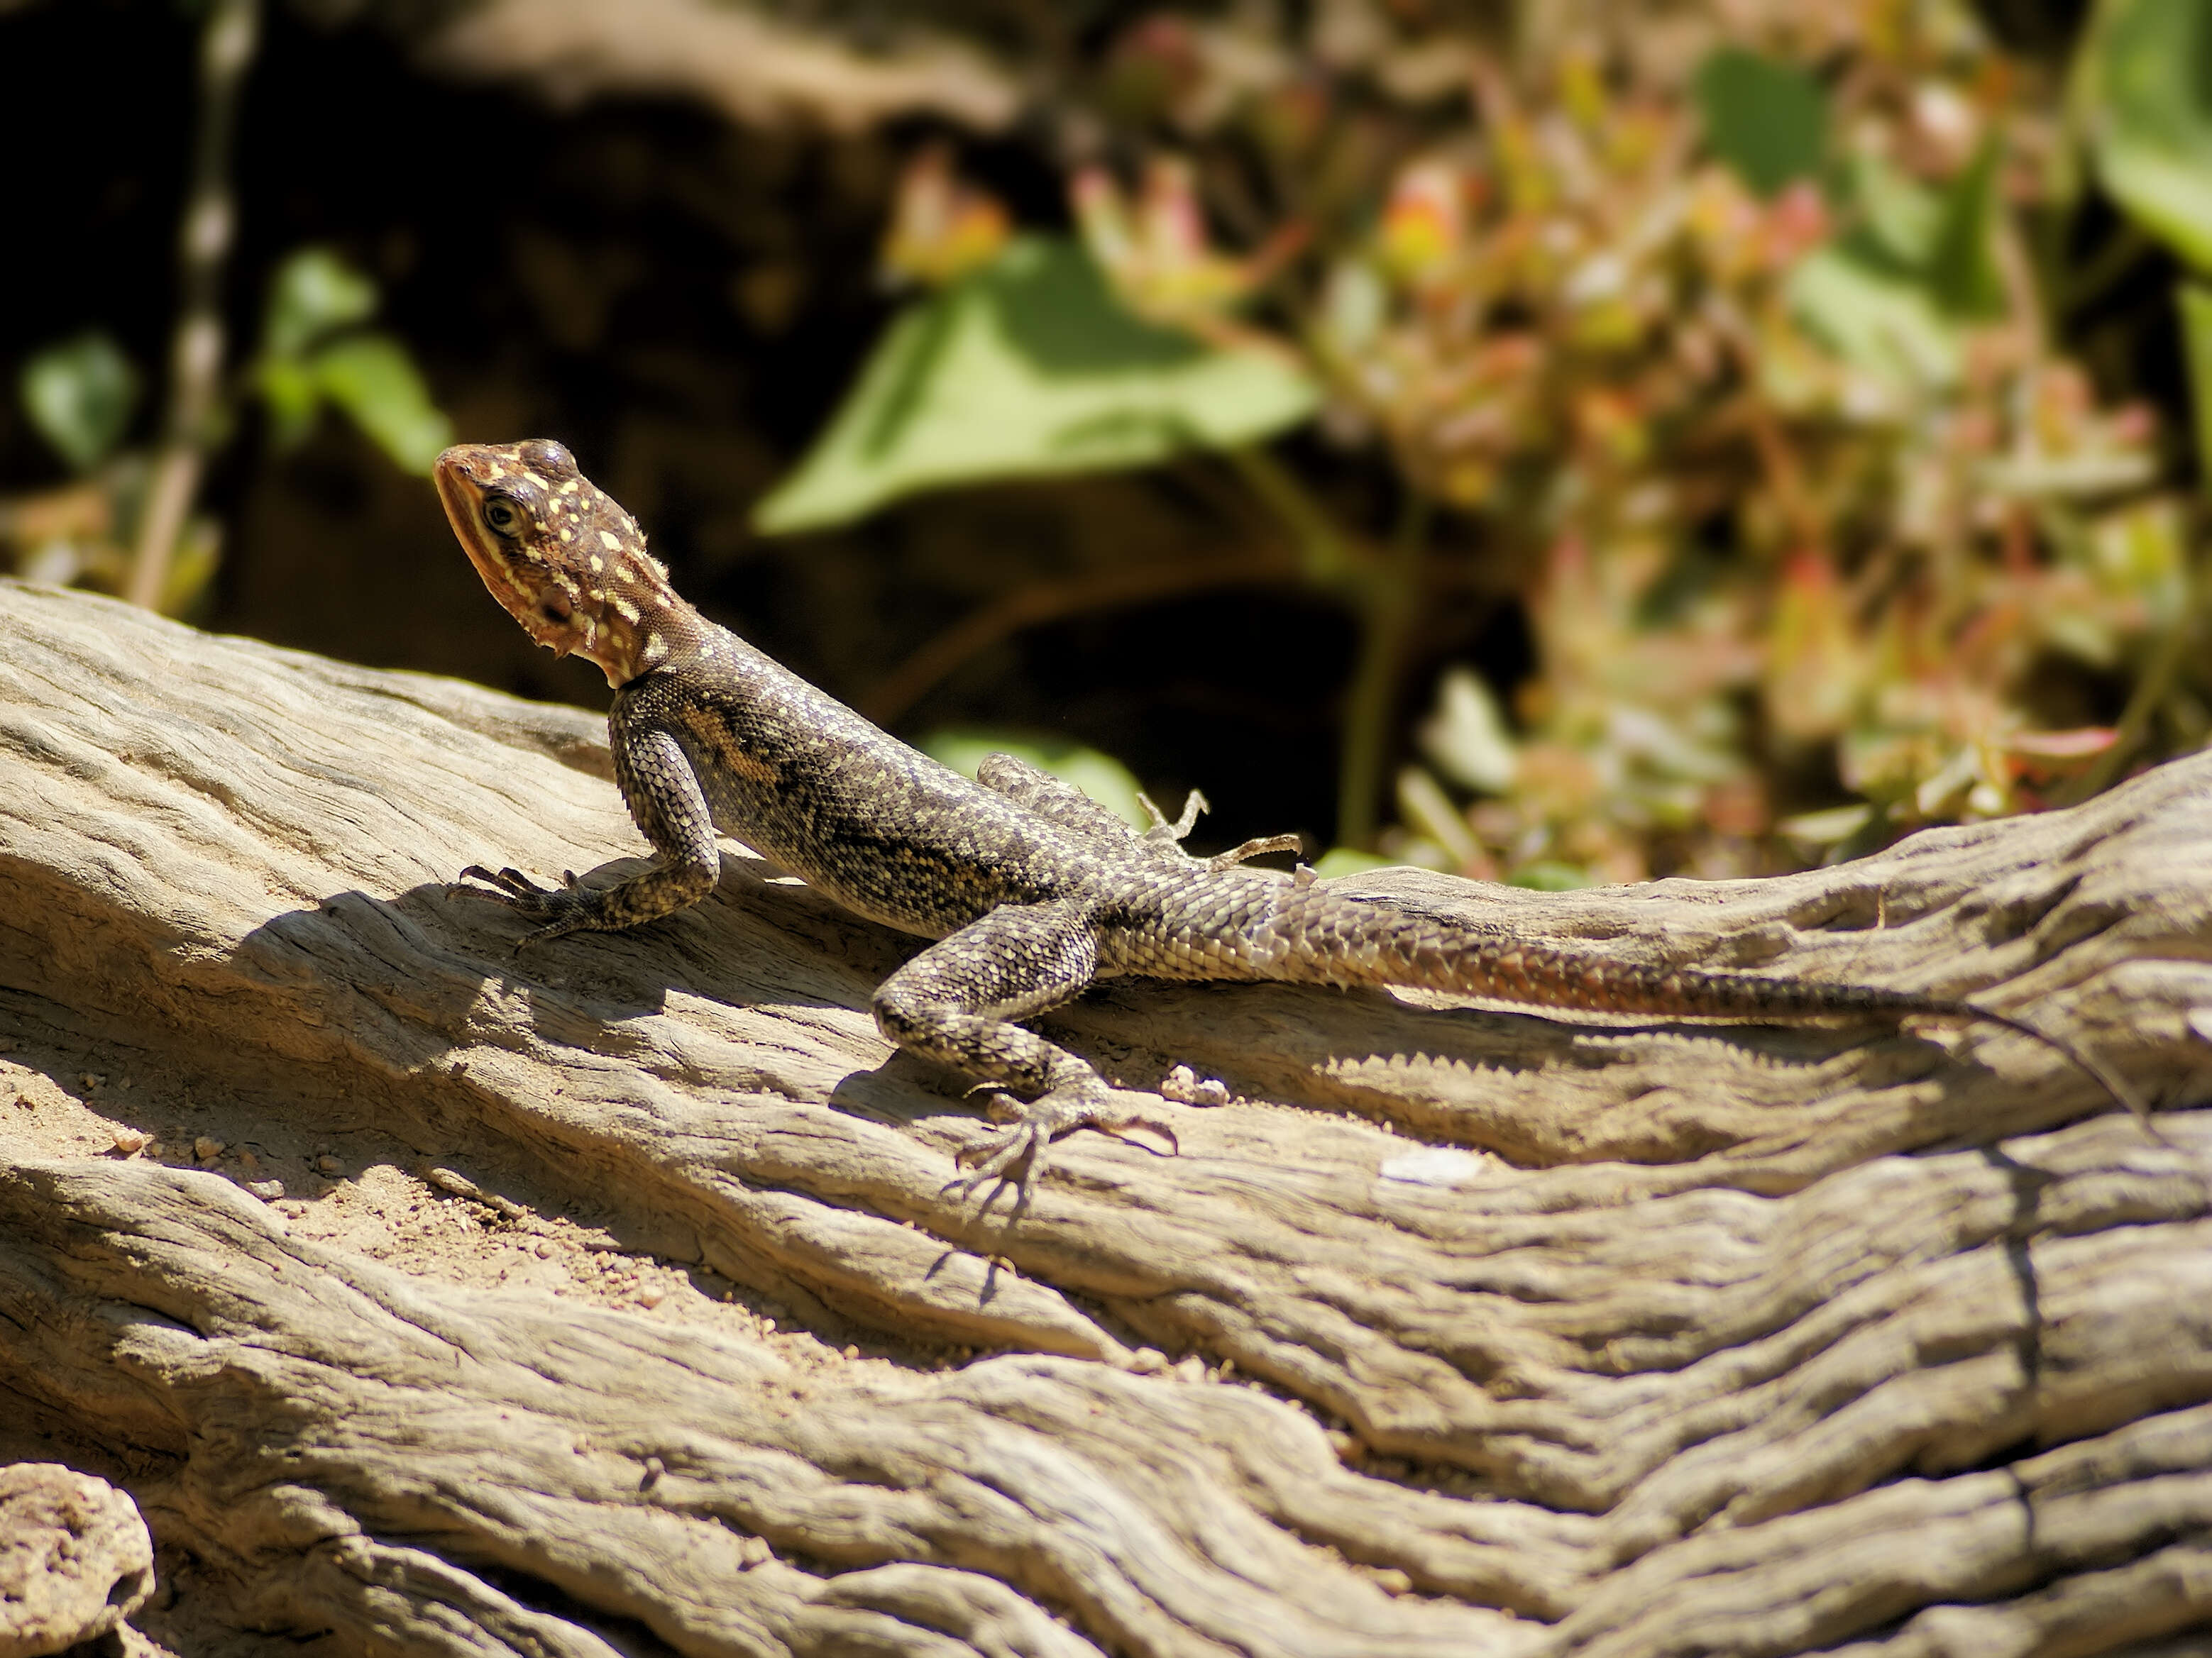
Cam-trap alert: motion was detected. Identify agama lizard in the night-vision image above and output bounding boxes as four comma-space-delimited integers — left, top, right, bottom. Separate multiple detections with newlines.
434, 438, 2144, 1203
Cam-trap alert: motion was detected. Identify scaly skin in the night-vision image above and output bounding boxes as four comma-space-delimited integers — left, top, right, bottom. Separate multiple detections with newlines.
434, 438, 2145, 1210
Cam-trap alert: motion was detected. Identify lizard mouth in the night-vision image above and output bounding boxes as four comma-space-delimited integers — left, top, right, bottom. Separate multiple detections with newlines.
433, 446, 549, 636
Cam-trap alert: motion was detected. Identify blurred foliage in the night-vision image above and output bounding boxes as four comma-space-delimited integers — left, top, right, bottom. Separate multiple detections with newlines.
21, 333, 141, 474
754, 233, 1318, 531
2076, 0, 2212, 272
2, 245, 449, 614
254, 248, 452, 473
761, 0, 2212, 884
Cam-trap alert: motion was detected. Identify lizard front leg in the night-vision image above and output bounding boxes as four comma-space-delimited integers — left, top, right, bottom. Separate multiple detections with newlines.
460, 723, 720, 945
872, 900, 1176, 1208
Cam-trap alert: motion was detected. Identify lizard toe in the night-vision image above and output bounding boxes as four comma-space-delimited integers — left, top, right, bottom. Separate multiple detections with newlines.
945, 1085, 1180, 1207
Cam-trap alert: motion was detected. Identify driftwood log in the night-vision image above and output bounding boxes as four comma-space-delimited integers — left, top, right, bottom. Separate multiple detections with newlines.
2, 575, 2210, 1655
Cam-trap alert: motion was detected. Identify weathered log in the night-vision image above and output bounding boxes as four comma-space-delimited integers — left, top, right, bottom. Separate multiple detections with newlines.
1, 576, 2208, 1654
0, 1462, 153, 1657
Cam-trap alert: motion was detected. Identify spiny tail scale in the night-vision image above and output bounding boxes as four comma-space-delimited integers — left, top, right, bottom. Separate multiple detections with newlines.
1248, 880, 2150, 1125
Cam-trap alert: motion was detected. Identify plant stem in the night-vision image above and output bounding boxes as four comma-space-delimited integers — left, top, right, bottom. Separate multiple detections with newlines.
858, 548, 1289, 726
2055, 556, 2199, 807
1334, 492, 1430, 848
128, 0, 258, 612
1223, 444, 1431, 847
1222, 445, 1366, 591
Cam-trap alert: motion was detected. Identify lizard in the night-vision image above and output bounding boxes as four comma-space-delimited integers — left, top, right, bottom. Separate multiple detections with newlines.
432, 438, 2147, 1206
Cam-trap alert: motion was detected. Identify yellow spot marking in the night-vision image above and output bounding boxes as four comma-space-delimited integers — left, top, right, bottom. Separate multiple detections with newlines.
588, 556, 603, 572
522, 470, 548, 488
558, 529, 573, 543
599, 531, 624, 552
612, 597, 641, 622
641, 634, 667, 663
682, 706, 775, 784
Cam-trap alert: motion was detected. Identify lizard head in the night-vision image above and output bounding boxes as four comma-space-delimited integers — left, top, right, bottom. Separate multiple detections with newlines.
434, 438, 684, 687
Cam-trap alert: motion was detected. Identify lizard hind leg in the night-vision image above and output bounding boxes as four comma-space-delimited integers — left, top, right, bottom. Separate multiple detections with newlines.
975, 752, 1302, 871
872, 901, 1177, 1210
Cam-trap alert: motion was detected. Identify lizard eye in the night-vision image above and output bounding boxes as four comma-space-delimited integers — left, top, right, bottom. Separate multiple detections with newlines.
483, 497, 524, 537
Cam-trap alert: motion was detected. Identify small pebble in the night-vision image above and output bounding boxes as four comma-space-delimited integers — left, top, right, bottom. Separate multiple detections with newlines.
1372, 1569, 1413, 1596
637, 1286, 665, 1308
535, 1239, 556, 1258
315, 1154, 343, 1175
246, 1179, 285, 1200
194, 1136, 224, 1162
111, 1128, 148, 1155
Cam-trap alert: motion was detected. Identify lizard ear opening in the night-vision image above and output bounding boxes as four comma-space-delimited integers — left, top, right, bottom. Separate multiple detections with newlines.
538, 587, 574, 624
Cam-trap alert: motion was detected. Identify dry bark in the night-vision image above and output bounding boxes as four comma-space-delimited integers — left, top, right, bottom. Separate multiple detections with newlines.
0, 1462, 154, 1656
1, 575, 2209, 1656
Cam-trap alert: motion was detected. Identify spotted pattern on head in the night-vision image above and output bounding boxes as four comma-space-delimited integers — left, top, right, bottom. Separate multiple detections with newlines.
433, 438, 692, 687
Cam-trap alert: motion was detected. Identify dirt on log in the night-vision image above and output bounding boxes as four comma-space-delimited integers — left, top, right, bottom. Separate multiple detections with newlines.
2, 575, 2211, 1657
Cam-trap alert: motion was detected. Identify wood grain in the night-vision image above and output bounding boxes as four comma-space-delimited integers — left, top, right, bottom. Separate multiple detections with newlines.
2, 577, 2208, 1654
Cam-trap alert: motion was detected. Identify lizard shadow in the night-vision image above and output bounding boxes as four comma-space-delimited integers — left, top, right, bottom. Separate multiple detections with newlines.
284, 856, 894, 1033
267, 855, 989, 1134
265, 855, 2011, 1183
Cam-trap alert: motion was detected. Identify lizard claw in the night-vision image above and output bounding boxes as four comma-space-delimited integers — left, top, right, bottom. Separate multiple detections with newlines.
453, 864, 595, 948
944, 1088, 1180, 1211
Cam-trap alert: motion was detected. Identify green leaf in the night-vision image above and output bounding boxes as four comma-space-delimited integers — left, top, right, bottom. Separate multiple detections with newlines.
20, 331, 140, 472
2177, 280, 2212, 482
1922, 136, 2005, 319
921, 731, 1152, 829
1311, 846, 1394, 878
1793, 140, 2003, 387
254, 354, 321, 449
1693, 48, 1827, 199
308, 333, 453, 475
754, 237, 1320, 534
263, 247, 379, 362
1788, 242, 1963, 391
1507, 861, 1597, 892
2078, 0, 2212, 272
1848, 151, 1942, 267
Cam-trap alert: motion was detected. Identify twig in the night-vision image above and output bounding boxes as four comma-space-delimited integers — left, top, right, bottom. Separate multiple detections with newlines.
127, 0, 258, 612
857, 549, 1289, 726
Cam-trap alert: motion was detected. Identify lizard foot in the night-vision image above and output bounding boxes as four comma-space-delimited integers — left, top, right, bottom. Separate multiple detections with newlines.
945, 1087, 1179, 1211
453, 864, 595, 948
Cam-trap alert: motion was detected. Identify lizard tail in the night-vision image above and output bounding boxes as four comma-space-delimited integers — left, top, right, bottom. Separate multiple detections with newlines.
1255, 884, 2152, 1127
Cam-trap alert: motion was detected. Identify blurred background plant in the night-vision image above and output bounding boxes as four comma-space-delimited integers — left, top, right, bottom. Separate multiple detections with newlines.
756, 0, 2212, 883
1, 0, 448, 619
4, 0, 2209, 890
